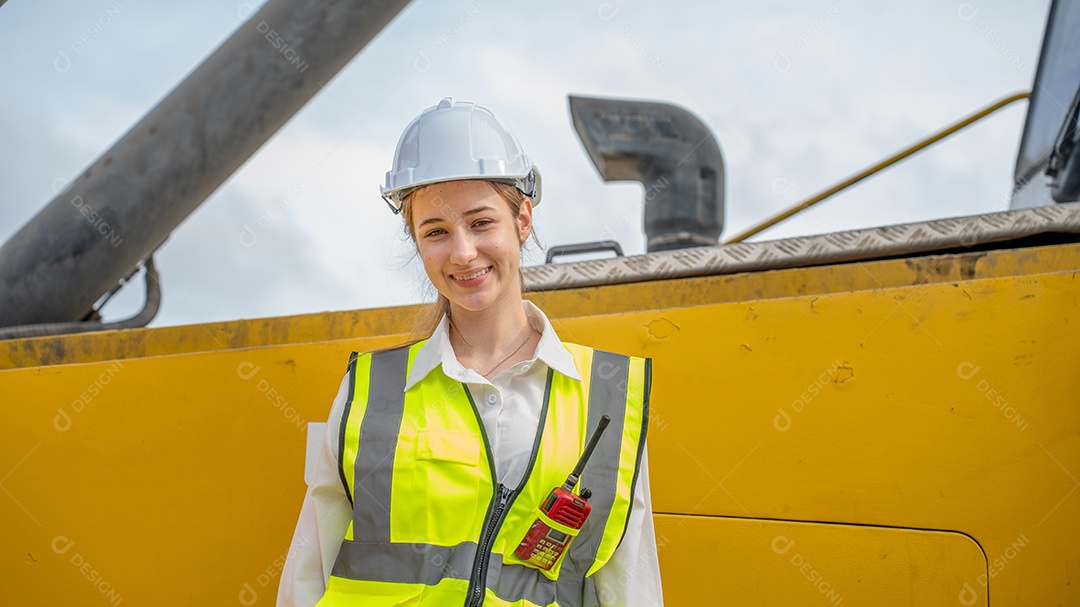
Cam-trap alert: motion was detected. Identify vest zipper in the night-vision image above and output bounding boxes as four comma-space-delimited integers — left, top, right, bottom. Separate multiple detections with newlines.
465, 483, 515, 607
461, 371, 553, 606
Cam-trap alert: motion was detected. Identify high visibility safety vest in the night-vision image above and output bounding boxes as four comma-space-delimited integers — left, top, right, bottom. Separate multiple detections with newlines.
316, 340, 651, 607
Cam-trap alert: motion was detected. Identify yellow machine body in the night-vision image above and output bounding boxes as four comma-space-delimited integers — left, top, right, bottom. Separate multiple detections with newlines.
1, 242, 1077, 605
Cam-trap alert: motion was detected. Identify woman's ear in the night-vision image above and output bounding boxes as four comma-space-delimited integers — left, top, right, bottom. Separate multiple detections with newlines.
517, 197, 534, 243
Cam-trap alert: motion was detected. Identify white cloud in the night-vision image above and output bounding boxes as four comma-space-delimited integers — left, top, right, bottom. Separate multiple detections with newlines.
0, 0, 1053, 327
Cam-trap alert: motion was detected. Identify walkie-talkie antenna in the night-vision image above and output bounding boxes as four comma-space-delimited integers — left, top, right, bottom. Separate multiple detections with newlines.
562, 415, 611, 492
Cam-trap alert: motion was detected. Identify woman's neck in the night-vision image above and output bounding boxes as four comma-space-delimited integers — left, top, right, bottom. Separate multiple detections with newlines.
447, 298, 537, 375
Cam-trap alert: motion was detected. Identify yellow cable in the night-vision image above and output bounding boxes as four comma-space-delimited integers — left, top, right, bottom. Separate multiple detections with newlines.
724, 91, 1032, 244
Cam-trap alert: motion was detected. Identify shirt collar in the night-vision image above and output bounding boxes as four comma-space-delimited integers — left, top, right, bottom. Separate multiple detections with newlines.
404, 300, 582, 392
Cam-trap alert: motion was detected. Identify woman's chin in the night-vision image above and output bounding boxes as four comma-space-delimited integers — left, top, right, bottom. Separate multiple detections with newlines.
448, 297, 494, 314
444, 288, 504, 315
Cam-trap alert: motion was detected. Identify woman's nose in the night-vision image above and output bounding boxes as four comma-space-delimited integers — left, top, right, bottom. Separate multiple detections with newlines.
449, 231, 477, 264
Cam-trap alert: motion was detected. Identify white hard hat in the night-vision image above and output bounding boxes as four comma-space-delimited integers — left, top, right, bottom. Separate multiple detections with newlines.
381, 97, 541, 214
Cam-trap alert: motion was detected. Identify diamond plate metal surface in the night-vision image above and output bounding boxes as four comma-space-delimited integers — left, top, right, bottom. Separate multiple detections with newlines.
523, 202, 1080, 291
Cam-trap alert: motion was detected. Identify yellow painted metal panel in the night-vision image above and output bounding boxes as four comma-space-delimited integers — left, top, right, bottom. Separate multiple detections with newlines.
1, 342, 353, 605
0, 256, 1077, 604
0, 308, 416, 371
599, 270, 1080, 605
4, 242, 1080, 370
654, 515, 987, 606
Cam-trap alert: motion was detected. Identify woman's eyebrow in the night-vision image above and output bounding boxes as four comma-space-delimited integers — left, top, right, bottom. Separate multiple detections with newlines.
462, 205, 495, 217
417, 206, 496, 228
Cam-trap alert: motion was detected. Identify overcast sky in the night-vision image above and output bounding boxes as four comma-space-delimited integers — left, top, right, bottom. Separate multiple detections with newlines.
0, 0, 1050, 328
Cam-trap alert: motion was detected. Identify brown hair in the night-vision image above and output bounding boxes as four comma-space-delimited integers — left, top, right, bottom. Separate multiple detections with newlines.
399, 180, 540, 342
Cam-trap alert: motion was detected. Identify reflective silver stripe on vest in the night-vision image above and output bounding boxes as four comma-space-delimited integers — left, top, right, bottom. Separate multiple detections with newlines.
331, 540, 585, 604
486, 557, 577, 606
334, 345, 634, 607
352, 347, 409, 543
562, 350, 629, 589
581, 576, 599, 607
332, 540, 476, 584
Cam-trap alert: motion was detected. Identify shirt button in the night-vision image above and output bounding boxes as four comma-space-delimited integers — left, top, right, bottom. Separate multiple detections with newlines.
521, 363, 530, 372
486, 393, 498, 405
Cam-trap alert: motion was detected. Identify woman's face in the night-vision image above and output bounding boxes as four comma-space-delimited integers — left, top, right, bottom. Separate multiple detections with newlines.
409, 180, 533, 314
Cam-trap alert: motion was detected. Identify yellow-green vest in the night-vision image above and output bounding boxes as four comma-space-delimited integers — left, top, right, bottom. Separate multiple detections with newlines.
316, 340, 651, 607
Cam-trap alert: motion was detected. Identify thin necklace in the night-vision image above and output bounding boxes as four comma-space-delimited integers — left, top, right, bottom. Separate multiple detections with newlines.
482, 329, 534, 377
450, 317, 534, 378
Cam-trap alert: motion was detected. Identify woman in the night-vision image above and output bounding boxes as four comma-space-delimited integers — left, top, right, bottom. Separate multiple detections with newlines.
278, 98, 662, 606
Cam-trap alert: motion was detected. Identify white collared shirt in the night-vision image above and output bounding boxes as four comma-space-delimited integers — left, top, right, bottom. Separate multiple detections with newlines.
277, 300, 664, 606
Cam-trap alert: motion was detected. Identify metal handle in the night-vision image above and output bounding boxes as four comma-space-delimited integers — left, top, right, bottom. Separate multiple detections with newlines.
545, 240, 624, 264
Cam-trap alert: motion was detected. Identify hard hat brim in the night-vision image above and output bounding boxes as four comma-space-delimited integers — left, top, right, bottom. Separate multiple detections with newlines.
382, 168, 541, 215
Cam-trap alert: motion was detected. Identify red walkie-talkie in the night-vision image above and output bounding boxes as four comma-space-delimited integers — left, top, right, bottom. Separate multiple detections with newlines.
515, 415, 611, 570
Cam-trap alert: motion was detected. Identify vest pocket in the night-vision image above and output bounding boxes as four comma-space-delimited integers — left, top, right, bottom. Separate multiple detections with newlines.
416, 430, 481, 466
411, 430, 483, 543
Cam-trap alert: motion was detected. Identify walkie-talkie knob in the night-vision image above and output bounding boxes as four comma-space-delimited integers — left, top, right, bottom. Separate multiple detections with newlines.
580, 488, 592, 500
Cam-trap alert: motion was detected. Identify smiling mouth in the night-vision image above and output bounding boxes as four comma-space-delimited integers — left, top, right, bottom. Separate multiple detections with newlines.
451, 266, 492, 281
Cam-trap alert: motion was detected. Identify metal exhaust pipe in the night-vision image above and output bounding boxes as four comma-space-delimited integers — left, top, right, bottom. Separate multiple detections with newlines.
569, 95, 725, 252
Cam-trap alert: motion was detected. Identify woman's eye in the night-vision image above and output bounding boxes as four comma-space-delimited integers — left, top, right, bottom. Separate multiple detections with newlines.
473, 219, 493, 228
424, 228, 446, 238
